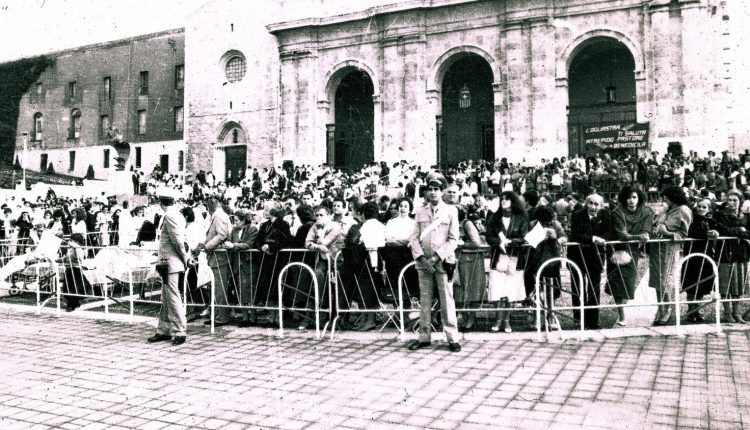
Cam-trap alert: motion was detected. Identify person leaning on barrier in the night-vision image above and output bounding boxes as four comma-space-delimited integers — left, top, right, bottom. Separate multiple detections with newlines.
254, 207, 292, 325
195, 195, 232, 327
225, 210, 258, 327
457, 204, 488, 331
568, 193, 609, 330
148, 187, 191, 346
711, 189, 750, 323
606, 186, 652, 327
682, 198, 721, 323
305, 205, 343, 328
407, 172, 462, 353
649, 186, 692, 326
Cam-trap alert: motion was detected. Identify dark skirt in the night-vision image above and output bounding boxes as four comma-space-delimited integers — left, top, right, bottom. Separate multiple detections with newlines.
681, 258, 716, 300
457, 249, 487, 304
606, 257, 638, 304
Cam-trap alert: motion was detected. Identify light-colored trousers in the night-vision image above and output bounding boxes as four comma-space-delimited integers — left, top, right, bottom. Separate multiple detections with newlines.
417, 264, 459, 343
210, 264, 231, 322
157, 272, 187, 337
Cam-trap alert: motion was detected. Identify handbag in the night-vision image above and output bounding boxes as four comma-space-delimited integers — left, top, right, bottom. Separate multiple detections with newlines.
610, 250, 632, 266
155, 258, 169, 279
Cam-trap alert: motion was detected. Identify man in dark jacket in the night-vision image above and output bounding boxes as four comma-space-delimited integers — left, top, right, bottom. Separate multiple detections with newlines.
568, 194, 610, 330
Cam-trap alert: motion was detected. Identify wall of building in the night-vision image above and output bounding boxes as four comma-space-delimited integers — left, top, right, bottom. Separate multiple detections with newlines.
13, 29, 185, 180
184, 0, 734, 169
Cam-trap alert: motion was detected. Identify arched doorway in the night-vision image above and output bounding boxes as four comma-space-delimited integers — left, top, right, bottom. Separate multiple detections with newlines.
567, 37, 637, 157
439, 54, 494, 166
215, 122, 247, 185
328, 68, 374, 170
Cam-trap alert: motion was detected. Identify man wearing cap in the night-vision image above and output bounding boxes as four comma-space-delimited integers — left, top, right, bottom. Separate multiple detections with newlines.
148, 187, 191, 345
408, 172, 462, 353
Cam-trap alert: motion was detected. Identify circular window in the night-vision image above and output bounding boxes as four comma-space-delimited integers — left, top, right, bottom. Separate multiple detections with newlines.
225, 56, 247, 82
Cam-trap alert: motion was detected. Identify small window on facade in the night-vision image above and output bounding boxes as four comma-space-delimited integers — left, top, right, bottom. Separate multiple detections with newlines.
225, 57, 246, 82
100, 115, 110, 137
39, 154, 48, 172
232, 130, 239, 144
175, 65, 184, 90
70, 109, 81, 139
68, 81, 77, 102
139, 71, 149, 95
69, 151, 76, 172
135, 147, 142, 168
174, 106, 184, 132
138, 110, 147, 134
33, 113, 43, 141
178, 150, 184, 172
34, 83, 43, 103
103, 148, 110, 168
103, 77, 112, 100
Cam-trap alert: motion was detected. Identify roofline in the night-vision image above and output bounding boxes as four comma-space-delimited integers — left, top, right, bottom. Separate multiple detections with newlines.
0, 27, 185, 64
267, 0, 478, 33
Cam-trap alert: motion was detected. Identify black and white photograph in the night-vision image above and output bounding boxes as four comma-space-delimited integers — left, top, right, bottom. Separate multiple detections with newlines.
0, 0, 748, 428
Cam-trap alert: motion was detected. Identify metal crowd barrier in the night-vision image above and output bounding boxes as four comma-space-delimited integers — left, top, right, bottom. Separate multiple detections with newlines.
3, 235, 750, 344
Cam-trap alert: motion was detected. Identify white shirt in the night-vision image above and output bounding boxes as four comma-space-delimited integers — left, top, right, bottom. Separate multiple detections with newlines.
359, 219, 386, 249
385, 216, 415, 244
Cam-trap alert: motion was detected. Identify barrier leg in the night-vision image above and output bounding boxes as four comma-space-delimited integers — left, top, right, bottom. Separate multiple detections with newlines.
104, 282, 109, 315
675, 277, 682, 337
278, 277, 284, 338
56, 270, 61, 313
210, 279, 215, 334
535, 281, 542, 342
128, 272, 134, 318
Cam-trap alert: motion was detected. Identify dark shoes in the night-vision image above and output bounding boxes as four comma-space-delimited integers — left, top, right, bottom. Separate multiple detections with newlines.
172, 336, 186, 346
408, 341, 431, 351
204, 320, 230, 327
147, 334, 172, 343
448, 342, 462, 353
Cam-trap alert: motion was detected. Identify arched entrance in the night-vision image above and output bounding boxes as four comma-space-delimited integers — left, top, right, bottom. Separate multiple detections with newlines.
215, 122, 247, 185
567, 37, 637, 157
439, 54, 494, 166
328, 68, 374, 170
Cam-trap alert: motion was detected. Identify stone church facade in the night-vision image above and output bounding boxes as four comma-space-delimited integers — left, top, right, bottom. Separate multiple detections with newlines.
186, 0, 735, 180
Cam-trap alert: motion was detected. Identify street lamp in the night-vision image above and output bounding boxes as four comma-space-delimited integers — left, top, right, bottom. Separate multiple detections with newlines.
20, 131, 27, 188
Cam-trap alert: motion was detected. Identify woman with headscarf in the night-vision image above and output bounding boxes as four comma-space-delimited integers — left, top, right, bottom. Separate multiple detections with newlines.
253, 206, 291, 325
712, 189, 750, 323
606, 186, 653, 327
649, 186, 692, 326
485, 191, 529, 333
14, 212, 33, 255
383, 198, 418, 300
681, 198, 721, 323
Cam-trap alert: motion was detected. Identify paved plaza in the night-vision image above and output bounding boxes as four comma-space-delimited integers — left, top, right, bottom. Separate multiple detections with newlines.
0, 304, 748, 430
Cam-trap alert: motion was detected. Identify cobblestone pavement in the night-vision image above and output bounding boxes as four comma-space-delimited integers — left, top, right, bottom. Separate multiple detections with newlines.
0, 305, 749, 430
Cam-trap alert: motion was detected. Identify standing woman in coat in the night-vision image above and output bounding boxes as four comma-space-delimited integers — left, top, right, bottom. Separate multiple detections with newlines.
606, 186, 653, 327
457, 204, 488, 331
681, 198, 720, 323
649, 186, 692, 325
712, 190, 750, 323
485, 191, 529, 333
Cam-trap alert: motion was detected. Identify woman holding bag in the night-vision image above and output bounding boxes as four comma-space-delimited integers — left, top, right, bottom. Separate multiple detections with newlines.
606, 186, 652, 327
485, 191, 529, 333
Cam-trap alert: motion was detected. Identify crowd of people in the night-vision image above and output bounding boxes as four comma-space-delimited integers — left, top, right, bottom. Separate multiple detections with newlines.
4, 149, 750, 346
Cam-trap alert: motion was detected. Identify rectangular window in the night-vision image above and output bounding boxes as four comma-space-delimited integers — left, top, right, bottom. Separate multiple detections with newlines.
139, 71, 149, 95
103, 148, 110, 168
68, 81, 77, 102
160, 154, 169, 173
174, 106, 184, 132
178, 150, 184, 172
175, 65, 184, 90
135, 147, 142, 168
68, 151, 76, 172
100, 115, 110, 137
32, 83, 43, 103
138, 110, 147, 134
39, 154, 48, 172
103, 77, 111, 100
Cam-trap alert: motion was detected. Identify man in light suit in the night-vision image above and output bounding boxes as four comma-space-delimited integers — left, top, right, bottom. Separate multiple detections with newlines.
148, 187, 191, 346
196, 195, 232, 326
408, 172, 462, 353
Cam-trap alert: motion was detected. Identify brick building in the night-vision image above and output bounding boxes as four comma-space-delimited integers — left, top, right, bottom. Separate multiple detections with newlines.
187, 0, 741, 180
12, 29, 185, 181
